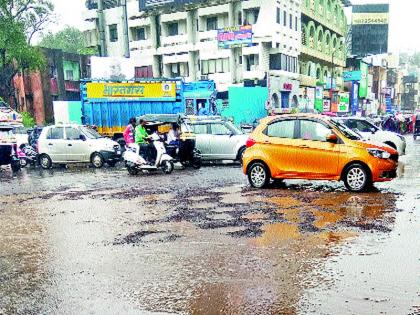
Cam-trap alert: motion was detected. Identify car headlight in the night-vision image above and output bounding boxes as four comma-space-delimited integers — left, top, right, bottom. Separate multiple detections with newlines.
367, 148, 391, 159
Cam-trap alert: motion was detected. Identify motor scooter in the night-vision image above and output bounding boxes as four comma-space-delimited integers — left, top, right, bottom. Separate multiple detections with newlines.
17, 144, 38, 167
123, 133, 174, 176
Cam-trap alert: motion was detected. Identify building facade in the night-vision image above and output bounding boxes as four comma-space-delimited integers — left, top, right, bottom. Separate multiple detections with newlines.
299, 0, 347, 112
13, 49, 90, 124
83, 0, 302, 110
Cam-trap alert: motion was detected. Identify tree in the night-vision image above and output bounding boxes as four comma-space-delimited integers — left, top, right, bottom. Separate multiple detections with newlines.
0, 0, 53, 107
39, 26, 97, 55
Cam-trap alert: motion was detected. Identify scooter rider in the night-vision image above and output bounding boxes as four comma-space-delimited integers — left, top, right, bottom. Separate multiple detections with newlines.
135, 119, 153, 162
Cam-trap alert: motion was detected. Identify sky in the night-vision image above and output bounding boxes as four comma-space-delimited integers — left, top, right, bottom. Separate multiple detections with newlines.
46, 0, 420, 53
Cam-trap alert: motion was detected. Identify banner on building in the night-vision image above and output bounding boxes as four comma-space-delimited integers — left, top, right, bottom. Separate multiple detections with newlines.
343, 71, 361, 82
140, 0, 206, 10
86, 82, 176, 100
359, 62, 369, 98
351, 82, 359, 115
315, 86, 323, 112
338, 93, 350, 113
217, 25, 253, 49
323, 99, 331, 112
352, 13, 389, 25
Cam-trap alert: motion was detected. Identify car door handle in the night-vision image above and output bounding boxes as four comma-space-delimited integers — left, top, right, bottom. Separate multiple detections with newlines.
299, 145, 309, 149
48, 143, 53, 146
68, 144, 72, 147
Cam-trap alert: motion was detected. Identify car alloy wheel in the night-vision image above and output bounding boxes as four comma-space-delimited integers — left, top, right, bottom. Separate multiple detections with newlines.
91, 153, 104, 169
344, 164, 369, 192
39, 154, 52, 169
248, 162, 269, 188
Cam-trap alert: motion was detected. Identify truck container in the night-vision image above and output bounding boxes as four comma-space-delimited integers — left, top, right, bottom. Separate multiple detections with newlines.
80, 79, 216, 143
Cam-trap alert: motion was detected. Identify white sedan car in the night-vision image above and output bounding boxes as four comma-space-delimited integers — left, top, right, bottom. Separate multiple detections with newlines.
337, 117, 406, 155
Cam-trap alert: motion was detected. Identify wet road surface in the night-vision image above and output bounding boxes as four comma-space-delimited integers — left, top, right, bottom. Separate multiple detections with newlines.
0, 138, 419, 315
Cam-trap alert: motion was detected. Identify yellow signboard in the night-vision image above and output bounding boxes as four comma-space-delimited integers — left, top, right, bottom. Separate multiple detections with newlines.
352, 13, 389, 25
86, 82, 176, 99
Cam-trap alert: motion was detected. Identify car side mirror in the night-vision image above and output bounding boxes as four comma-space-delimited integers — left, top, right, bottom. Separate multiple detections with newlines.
326, 133, 338, 143
370, 127, 376, 134
79, 135, 87, 141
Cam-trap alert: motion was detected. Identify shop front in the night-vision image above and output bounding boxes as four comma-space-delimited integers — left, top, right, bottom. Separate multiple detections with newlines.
269, 76, 300, 113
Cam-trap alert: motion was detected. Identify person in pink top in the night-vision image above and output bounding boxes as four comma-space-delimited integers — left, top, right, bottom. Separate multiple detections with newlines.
123, 118, 136, 145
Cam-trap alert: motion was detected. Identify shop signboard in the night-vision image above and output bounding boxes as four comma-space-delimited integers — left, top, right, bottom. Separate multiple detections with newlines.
338, 93, 350, 113
140, 0, 206, 10
343, 71, 361, 82
351, 82, 359, 115
86, 82, 176, 100
323, 99, 331, 112
306, 88, 315, 110
359, 62, 369, 98
385, 96, 392, 113
217, 25, 253, 49
315, 86, 324, 112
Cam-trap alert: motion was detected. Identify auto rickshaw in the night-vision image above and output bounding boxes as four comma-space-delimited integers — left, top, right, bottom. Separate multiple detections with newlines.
138, 114, 202, 169
414, 114, 420, 140
0, 124, 21, 172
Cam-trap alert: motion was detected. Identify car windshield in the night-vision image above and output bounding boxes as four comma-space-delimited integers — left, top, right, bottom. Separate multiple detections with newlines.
81, 126, 102, 139
330, 119, 362, 141
226, 121, 243, 135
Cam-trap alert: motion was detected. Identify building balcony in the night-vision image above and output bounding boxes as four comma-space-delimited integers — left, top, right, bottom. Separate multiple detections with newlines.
301, 45, 346, 67
243, 69, 266, 81
299, 74, 317, 87
301, 6, 346, 37
198, 30, 217, 42
82, 8, 98, 21
130, 39, 154, 51
161, 34, 189, 47
64, 81, 80, 93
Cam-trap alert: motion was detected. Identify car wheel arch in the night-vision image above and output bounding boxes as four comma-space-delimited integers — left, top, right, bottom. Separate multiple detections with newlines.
384, 141, 397, 150
246, 159, 271, 176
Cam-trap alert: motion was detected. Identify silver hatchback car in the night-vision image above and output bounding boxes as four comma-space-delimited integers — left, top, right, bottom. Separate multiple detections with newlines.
189, 118, 248, 162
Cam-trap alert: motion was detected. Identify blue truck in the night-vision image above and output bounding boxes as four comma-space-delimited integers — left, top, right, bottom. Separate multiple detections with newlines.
80, 79, 216, 143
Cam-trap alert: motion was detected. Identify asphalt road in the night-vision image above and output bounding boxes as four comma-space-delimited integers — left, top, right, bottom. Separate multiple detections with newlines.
0, 137, 419, 315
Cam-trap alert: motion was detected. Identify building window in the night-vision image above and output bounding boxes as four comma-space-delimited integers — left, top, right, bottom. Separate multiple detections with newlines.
135, 27, 146, 41
201, 58, 230, 75
269, 54, 297, 73
244, 8, 260, 25
109, 24, 118, 42
289, 14, 293, 29
135, 66, 153, 78
295, 16, 298, 31
276, 8, 281, 24
65, 70, 74, 81
167, 22, 179, 36
283, 11, 287, 27
206, 16, 218, 31
245, 54, 259, 71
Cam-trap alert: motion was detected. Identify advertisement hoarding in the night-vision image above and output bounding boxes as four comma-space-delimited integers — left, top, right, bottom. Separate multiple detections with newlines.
86, 82, 177, 100
338, 93, 350, 113
217, 25, 253, 49
315, 86, 323, 112
359, 62, 369, 98
352, 13, 389, 25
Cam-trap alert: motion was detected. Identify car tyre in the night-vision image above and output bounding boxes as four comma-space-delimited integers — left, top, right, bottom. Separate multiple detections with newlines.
39, 154, 52, 170
248, 162, 270, 188
343, 163, 371, 192
127, 166, 139, 176
91, 153, 104, 169
237, 146, 246, 164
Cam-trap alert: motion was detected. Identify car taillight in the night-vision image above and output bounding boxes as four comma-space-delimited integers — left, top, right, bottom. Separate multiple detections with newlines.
246, 138, 256, 148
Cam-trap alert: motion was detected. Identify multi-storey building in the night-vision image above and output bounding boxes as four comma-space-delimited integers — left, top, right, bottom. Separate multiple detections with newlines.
299, 0, 348, 108
83, 0, 302, 109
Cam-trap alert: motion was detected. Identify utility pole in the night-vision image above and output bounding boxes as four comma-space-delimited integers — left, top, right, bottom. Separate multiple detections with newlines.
97, 0, 107, 57
121, 0, 130, 58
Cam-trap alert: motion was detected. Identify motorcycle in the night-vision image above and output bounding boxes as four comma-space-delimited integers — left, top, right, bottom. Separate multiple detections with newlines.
123, 133, 174, 176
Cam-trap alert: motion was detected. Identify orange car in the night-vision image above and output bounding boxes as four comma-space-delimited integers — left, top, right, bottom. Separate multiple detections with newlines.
243, 114, 398, 192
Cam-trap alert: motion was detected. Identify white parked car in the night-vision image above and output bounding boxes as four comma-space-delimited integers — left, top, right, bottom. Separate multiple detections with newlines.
38, 124, 121, 169
189, 118, 248, 162
336, 117, 406, 155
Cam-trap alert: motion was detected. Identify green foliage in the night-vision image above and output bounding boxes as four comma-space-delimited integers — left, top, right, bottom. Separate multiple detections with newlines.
39, 27, 98, 55
21, 111, 36, 128
0, 0, 52, 101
